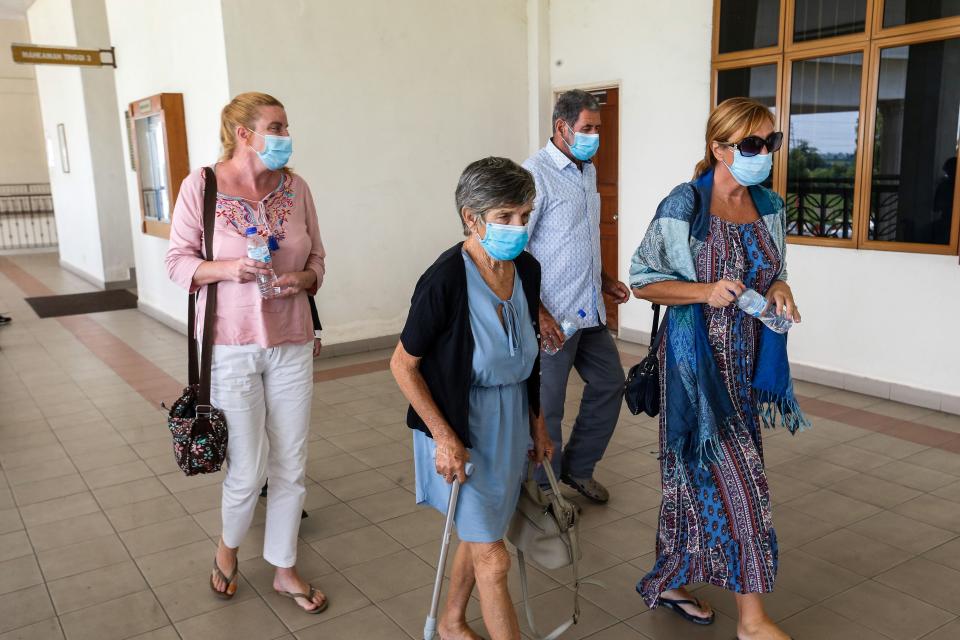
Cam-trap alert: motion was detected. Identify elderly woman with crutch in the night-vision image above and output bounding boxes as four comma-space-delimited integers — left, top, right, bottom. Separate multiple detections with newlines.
391, 157, 553, 640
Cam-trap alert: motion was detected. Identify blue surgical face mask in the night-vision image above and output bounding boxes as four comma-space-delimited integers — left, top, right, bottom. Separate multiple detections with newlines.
477, 221, 529, 261
723, 148, 772, 186
250, 130, 292, 170
562, 126, 600, 161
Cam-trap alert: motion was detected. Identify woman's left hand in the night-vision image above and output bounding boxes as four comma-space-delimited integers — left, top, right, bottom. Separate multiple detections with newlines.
274, 271, 316, 298
767, 280, 801, 322
312, 338, 322, 357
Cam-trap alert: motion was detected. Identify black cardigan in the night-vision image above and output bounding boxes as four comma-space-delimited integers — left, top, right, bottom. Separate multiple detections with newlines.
400, 242, 542, 449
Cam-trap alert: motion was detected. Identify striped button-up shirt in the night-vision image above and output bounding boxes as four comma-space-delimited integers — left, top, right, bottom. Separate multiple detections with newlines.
523, 140, 604, 329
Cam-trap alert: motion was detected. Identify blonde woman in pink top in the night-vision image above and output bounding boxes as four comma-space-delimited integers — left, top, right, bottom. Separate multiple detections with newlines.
165, 92, 327, 614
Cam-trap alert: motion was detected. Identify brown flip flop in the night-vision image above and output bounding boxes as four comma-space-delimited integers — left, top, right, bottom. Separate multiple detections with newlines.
275, 584, 328, 614
209, 557, 238, 599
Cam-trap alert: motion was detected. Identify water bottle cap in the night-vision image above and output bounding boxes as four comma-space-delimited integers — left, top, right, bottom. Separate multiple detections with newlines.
577, 309, 586, 318
245, 226, 258, 236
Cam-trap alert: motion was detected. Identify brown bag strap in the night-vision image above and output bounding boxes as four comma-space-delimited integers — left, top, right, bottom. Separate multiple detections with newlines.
187, 167, 219, 407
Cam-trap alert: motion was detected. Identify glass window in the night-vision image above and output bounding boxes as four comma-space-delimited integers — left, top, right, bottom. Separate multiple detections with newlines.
786, 53, 863, 239
883, 0, 960, 28
134, 115, 170, 223
717, 64, 778, 110
793, 0, 867, 42
869, 39, 960, 245
718, 0, 780, 54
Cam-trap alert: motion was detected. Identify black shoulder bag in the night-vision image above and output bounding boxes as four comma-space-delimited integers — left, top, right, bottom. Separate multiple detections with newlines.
165, 167, 229, 475
624, 303, 665, 417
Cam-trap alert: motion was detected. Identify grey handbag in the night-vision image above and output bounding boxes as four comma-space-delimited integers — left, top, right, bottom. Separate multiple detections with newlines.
507, 462, 585, 640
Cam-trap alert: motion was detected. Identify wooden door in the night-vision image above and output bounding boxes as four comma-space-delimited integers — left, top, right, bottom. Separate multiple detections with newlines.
591, 88, 620, 330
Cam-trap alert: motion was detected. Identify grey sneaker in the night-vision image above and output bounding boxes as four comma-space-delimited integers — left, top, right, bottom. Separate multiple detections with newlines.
561, 474, 609, 503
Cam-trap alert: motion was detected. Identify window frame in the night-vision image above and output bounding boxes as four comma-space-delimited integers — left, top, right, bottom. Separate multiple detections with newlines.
711, 0, 960, 255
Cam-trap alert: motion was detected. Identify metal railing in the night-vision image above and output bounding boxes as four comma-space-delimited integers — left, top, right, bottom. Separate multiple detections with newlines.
0, 184, 58, 250
786, 176, 900, 240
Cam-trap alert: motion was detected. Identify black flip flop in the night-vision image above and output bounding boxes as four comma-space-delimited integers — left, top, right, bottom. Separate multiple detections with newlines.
658, 595, 715, 625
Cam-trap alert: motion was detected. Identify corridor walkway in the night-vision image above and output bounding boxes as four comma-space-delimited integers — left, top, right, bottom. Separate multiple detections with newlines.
1, 253, 959, 640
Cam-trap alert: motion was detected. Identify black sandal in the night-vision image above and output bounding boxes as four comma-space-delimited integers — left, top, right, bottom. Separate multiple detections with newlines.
658, 595, 715, 625
209, 557, 239, 600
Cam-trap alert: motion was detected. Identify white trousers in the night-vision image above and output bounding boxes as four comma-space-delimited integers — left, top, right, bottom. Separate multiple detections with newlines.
210, 342, 313, 568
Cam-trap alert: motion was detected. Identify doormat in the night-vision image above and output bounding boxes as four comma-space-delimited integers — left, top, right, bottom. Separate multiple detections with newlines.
26, 290, 138, 318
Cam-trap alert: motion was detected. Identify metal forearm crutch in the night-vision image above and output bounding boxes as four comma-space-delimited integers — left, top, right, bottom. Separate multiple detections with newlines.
424, 461, 474, 640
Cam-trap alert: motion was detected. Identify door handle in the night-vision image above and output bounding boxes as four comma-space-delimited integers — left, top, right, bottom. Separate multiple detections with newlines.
612, 214, 618, 221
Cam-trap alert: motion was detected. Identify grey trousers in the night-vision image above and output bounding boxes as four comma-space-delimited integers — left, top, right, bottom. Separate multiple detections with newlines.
537, 324, 625, 482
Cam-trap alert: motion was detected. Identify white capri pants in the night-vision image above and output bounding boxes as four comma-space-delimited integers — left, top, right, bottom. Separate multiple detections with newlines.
210, 342, 313, 568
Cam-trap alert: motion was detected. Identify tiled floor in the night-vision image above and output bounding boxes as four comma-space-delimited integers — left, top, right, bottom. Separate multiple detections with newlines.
2, 252, 960, 640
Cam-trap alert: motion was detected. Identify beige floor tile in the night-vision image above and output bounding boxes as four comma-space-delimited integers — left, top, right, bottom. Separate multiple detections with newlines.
37, 533, 131, 581
135, 539, 217, 588
240, 545, 335, 597
375, 460, 416, 488
69, 444, 140, 473
157, 470, 223, 494
765, 471, 819, 505
538, 540, 622, 585
512, 583, 617, 640
119, 515, 208, 557
784, 488, 881, 527
931, 479, 960, 504
4, 458, 77, 487
768, 505, 840, 550
16, 491, 99, 528
175, 596, 286, 640
377, 580, 483, 637
0, 554, 43, 596
627, 606, 739, 640
0, 442, 68, 471
125, 626, 180, 640
847, 432, 930, 459
350, 442, 413, 468
581, 516, 655, 562
11, 473, 87, 506
800, 529, 913, 578
0, 507, 23, 535
924, 537, 960, 573
154, 572, 257, 621
575, 561, 649, 620
923, 619, 960, 640
342, 549, 435, 601
300, 482, 340, 512
848, 510, 956, 555
770, 455, 858, 487
105, 495, 187, 532
173, 483, 223, 514
309, 524, 403, 570
827, 473, 923, 509
298, 503, 371, 542
902, 448, 960, 477
377, 507, 445, 548
604, 480, 663, 517
320, 469, 395, 501
59, 590, 169, 640
0, 530, 32, 563
875, 557, 960, 615
893, 494, 960, 533
47, 559, 147, 614
295, 604, 409, 639
822, 579, 955, 640
94, 476, 170, 510
27, 511, 114, 552
596, 450, 661, 479
81, 459, 154, 490
303, 453, 369, 482
0, 585, 56, 635
0, 617, 64, 640
867, 459, 957, 492
779, 604, 887, 640
348, 486, 418, 523
581, 623, 651, 640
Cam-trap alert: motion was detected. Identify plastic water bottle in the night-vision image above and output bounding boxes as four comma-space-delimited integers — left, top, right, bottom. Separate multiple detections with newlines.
736, 288, 793, 334
245, 227, 280, 298
543, 309, 587, 355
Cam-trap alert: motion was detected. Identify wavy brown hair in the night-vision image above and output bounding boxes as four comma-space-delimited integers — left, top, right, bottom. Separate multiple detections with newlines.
693, 97, 775, 179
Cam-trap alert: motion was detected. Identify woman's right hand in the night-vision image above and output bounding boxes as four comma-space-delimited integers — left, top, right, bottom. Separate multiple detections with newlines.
435, 435, 470, 484
220, 258, 273, 283
705, 279, 745, 308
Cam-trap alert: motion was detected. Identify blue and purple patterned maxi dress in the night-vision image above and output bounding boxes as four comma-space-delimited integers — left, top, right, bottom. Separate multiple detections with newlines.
638, 215, 782, 606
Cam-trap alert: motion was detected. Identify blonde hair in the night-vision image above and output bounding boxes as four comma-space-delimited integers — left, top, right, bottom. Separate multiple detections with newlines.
218, 92, 286, 164
693, 97, 775, 179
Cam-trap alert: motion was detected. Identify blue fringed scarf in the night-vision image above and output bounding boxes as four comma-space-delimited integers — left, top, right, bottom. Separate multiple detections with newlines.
629, 170, 809, 466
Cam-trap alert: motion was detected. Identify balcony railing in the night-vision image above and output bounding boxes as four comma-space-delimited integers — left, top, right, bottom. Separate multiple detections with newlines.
786, 175, 900, 239
0, 184, 58, 251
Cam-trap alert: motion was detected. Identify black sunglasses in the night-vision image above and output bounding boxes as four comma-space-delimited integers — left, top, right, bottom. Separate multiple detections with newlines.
726, 132, 783, 158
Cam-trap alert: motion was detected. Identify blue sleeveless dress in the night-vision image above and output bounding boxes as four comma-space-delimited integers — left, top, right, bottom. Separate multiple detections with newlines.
412, 252, 538, 542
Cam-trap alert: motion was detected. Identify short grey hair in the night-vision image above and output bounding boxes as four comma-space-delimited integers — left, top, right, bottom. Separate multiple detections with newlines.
455, 157, 536, 235
552, 89, 600, 130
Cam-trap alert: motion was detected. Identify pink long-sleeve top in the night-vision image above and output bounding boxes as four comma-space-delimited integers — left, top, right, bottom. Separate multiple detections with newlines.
165, 167, 326, 348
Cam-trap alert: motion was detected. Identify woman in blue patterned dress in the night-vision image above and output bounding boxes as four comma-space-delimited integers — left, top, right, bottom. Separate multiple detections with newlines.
629, 98, 807, 640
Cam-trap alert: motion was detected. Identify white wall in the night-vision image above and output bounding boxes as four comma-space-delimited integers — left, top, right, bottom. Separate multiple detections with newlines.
219, 0, 530, 344
27, 0, 133, 286
0, 17, 48, 185
103, 0, 229, 326
550, 0, 960, 403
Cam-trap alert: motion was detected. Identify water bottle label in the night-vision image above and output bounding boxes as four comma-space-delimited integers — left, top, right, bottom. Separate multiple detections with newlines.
247, 246, 272, 263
